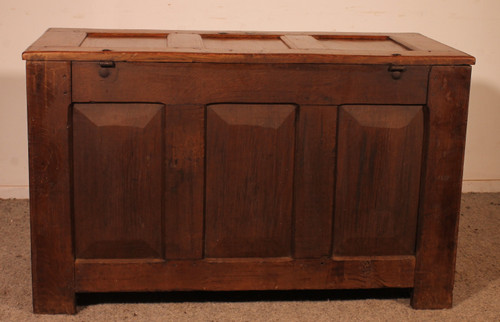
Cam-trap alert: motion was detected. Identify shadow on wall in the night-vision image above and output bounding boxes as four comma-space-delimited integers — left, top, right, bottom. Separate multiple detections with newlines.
463, 80, 500, 181
0, 73, 29, 198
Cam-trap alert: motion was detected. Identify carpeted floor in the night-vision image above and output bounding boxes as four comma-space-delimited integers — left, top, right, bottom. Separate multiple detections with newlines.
0, 193, 499, 321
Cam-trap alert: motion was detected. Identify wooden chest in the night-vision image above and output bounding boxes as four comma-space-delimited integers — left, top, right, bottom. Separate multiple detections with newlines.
23, 28, 474, 313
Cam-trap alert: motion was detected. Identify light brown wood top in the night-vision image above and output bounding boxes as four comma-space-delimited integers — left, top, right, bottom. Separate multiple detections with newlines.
23, 28, 475, 65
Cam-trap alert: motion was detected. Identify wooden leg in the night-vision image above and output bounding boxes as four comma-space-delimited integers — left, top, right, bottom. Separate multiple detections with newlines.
411, 66, 471, 309
27, 61, 76, 314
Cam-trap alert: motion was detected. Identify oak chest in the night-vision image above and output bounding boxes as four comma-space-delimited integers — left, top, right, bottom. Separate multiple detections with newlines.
23, 28, 475, 313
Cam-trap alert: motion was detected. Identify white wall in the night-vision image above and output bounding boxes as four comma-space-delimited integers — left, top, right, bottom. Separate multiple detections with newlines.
1, 0, 499, 198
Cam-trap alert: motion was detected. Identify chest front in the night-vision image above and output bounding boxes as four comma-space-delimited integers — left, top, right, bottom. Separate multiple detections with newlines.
24, 29, 474, 313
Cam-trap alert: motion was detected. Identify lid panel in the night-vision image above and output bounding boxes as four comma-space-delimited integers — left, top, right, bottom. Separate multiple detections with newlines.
314, 37, 408, 51
202, 36, 289, 51
23, 28, 476, 65
81, 35, 167, 49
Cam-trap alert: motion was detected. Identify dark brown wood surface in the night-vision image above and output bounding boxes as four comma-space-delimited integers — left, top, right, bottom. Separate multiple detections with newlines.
205, 104, 296, 257
411, 66, 471, 309
72, 62, 429, 105
334, 105, 423, 256
73, 103, 164, 259
26, 61, 75, 314
293, 106, 337, 258
24, 30, 474, 313
22, 28, 475, 65
75, 257, 416, 292
164, 105, 205, 259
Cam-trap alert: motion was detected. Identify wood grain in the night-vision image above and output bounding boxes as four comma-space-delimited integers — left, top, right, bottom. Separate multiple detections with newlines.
28, 28, 86, 48
75, 257, 416, 292
294, 106, 337, 258
316, 38, 406, 51
205, 104, 296, 257
23, 49, 476, 65
73, 103, 164, 259
334, 105, 423, 256
81, 36, 167, 48
72, 62, 429, 105
389, 33, 461, 52
24, 30, 474, 312
202, 37, 289, 51
26, 61, 75, 314
164, 105, 205, 259
411, 66, 471, 309
22, 28, 475, 65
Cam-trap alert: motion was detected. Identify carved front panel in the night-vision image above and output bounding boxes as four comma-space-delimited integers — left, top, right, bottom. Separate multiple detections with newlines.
205, 104, 296, 258
334, 105, 424, 256
73, 103, 164, 259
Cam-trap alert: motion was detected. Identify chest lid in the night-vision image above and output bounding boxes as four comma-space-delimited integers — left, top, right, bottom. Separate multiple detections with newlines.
22, 28, 475, 65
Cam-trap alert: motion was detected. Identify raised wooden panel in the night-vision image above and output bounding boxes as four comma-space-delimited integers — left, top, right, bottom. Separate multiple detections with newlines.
73, 103, 164, 259
164, 105, 204, 259
334, 105, 423, 256
205, 104, 296, 258
294, 106, 337, 258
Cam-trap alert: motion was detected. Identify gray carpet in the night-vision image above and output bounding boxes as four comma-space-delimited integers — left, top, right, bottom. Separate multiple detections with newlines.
1, 193, 499, 321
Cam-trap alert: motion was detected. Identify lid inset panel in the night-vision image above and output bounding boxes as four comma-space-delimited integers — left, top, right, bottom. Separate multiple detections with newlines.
202, 35, 289, 51
23, 28, 476, 65
167, 33, 203, 49
313, 35, 410, 51
79, 32, 411, 52
81, 34, 168, 49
